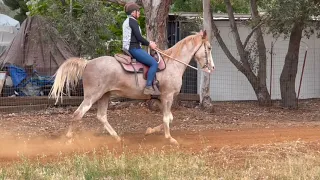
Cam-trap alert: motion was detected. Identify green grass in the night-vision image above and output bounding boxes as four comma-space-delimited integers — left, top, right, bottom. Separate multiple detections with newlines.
1, 141, 320, 179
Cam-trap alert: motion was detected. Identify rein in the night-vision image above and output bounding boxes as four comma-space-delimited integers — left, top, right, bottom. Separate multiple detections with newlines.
154, 47, 199, 71
154, 42, 209, 72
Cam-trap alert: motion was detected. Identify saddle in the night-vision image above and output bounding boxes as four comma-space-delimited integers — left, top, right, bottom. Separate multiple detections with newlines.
114, 49, 166, 90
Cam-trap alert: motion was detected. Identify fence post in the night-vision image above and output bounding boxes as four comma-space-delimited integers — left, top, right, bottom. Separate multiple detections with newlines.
270, 41, 273, 101
297, 46, 308, 102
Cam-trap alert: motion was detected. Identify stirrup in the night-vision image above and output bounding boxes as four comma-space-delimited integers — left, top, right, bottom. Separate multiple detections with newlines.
152, 80, 161, 96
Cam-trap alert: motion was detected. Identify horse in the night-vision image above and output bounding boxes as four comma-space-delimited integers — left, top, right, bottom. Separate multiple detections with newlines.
49, 30, 215, 145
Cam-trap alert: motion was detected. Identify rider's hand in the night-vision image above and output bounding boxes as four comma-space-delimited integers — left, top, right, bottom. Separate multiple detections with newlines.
149, 41, 157, 50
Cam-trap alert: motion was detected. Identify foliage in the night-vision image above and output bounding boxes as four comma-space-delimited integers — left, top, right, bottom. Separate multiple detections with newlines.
2, 0, 28, 23
170, 0, 203, 12
27, 0, 146, 58
0, 1, 15, 17
170, 0, 250, 13
263, 0, 320, 39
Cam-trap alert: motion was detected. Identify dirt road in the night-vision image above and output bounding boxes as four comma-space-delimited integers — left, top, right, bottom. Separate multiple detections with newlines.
1, 100, 320, 161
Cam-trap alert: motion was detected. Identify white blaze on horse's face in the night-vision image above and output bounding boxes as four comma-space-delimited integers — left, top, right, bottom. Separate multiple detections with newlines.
194, 40, 215, 74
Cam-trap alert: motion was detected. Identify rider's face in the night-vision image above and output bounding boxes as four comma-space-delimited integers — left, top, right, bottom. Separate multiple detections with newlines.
133, 10, 140, 18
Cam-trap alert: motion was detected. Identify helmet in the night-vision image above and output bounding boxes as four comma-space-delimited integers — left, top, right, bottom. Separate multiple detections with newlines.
124, 2, 140, 15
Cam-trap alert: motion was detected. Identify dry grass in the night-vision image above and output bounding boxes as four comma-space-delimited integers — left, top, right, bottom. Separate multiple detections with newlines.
213, 141, 320, 179
1, 141, 320, 179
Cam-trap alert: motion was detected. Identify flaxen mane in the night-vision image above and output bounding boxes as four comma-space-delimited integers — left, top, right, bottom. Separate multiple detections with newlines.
164, 34, 203, 58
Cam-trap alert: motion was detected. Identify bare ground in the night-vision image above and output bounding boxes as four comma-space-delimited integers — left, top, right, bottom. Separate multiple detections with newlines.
1, 99, 320, 162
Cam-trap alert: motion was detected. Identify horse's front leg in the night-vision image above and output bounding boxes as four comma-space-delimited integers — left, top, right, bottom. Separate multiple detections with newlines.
145, 99, 164, 135
161, 93, 178, 145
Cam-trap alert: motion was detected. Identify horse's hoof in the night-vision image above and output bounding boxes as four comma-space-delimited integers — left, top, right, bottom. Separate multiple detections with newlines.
145, 127, 154, 135
169, 138, 179, 146
65, 138, 74, 145
66, 131, 73, 138
114, 136, 121, 142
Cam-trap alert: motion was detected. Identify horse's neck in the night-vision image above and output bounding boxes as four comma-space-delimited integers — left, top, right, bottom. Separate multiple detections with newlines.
163, 40, 201, 76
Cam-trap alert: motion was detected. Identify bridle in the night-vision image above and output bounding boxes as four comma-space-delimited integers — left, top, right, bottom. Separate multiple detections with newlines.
154, 40, 210, 72
193, 41, 209, 69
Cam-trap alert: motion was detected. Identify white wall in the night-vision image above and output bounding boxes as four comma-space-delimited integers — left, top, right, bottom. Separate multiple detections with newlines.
198, 20, 320, 101
0, 26, 18, 54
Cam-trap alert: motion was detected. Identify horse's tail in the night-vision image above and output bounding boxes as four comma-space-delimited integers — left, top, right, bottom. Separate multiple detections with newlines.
49, 57, 88, 104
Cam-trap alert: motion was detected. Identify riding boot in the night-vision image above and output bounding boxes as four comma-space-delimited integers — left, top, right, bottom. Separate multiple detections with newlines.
143, 86, 161, 96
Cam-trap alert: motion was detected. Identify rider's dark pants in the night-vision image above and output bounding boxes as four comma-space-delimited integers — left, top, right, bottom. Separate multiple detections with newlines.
129, 48, 158, 87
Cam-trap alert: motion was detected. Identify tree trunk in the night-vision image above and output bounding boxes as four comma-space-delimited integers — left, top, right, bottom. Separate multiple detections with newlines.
250, 0, 271, 105
251, 78, 271, 105
142, 0, 172, 49
200, 0, 213, 110
280, 21, 304, 109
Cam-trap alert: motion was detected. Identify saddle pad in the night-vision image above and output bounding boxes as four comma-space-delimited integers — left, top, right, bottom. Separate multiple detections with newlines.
118, 52, 166, 73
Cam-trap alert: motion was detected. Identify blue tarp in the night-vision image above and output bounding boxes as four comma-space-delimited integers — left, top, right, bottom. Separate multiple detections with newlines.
5, 64, 54, 96
7, 64, 27, 87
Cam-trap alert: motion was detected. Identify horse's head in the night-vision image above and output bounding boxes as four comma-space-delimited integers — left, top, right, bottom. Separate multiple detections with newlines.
193, 30, 215, 73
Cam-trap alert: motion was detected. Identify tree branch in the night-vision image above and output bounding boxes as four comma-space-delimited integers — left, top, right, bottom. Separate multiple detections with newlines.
224, 0, 247, 62
243, 21, 264, 49
250, 0, 267, 87
211, 19, 246, 73
210, 1, 259, 88
60, 0, 67, 6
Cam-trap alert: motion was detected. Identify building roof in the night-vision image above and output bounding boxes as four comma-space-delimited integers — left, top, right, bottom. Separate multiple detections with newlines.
168, 12, 252, 21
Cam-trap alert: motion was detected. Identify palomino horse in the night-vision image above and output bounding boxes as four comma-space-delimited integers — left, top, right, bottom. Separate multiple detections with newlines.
49, 30, 215, 145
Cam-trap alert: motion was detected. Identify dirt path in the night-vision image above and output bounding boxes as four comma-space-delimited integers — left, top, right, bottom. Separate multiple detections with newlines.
1, 126, 320, 161
1, 99, 320, 162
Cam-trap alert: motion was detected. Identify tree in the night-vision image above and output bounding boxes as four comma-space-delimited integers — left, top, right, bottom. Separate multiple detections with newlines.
263, 0, 320, 108
208, 0, 271, 105
0, 1, 15, 16
142, 0, 172, 49
171, 0, 270, 105
28, 0, 171, 58
106, 0, 172, 49
171, 0, 202, 12
3, 0, 28, 23
172, 0, 253, 107
201, 0, 213, 109
28, 0, 122, 58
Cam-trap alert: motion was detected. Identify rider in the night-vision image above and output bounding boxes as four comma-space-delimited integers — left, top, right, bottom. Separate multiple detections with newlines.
122, 2, 160, 95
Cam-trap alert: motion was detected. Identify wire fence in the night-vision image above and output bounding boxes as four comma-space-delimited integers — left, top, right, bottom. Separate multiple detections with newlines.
209, 44, 318, 102
1, 16, 319, 111
0, 44, 318, 108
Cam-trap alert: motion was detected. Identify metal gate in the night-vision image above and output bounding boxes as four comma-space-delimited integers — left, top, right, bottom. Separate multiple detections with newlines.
167, 15, 200, 94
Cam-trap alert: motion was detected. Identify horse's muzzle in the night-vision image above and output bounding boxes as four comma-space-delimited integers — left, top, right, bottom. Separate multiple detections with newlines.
203, 66, 214, 74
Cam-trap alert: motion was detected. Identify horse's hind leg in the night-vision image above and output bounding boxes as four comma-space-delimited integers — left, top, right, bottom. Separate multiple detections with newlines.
97, 92, 120, 141
145, 124, 163, 135
66, 94, 100, 138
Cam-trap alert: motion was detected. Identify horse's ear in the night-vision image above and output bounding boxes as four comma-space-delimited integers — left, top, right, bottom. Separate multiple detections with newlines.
202, 30, 207, 39
199, 30, 203, 36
